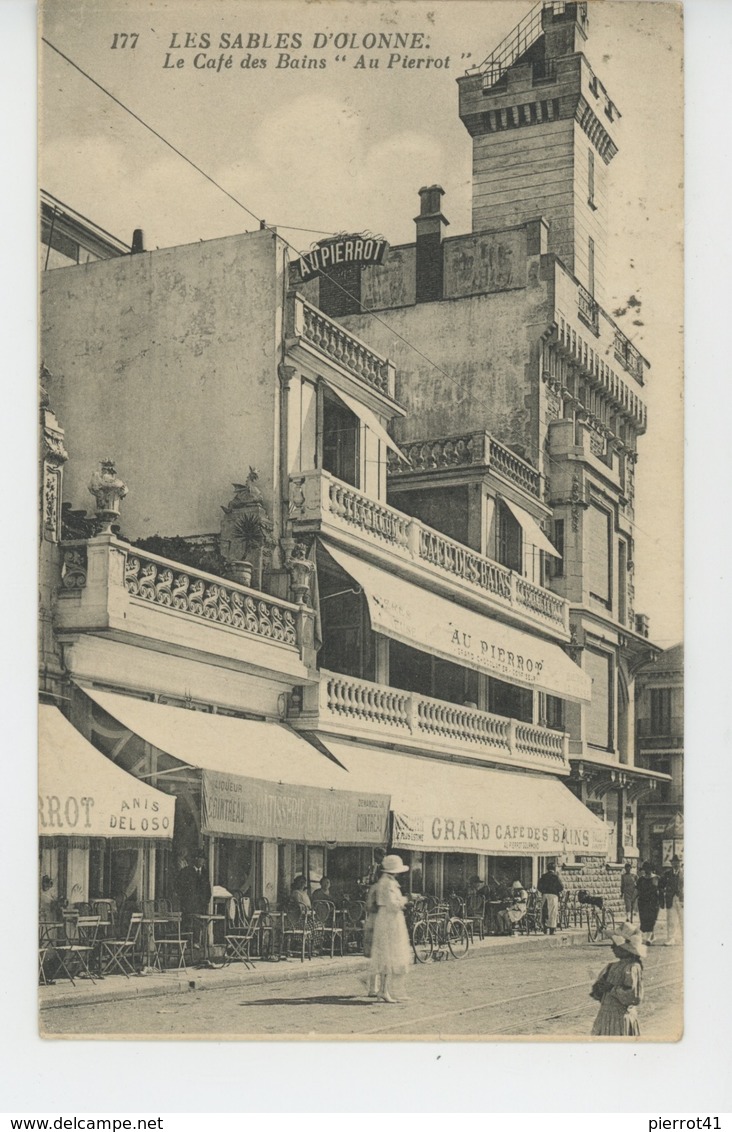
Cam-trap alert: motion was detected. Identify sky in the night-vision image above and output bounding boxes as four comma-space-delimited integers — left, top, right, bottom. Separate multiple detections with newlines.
39, 0, 684, 648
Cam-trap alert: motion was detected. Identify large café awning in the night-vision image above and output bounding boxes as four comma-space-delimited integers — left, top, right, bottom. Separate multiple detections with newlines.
39, 705, 175, 839
84, 688, 389, 846
324, 544, 591, 703
325, 740, 610, 857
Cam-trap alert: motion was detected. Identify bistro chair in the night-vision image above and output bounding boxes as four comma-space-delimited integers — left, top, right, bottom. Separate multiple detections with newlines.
342, 901, 365, 954
224, 907, 261, 968
100, 911, 143, 978
57, 912, 101, 984
312, 900, 343, 958
464, 896, 486, 942
282, 906, 314, 962
153, 912, 192, 972
91, 899, 117, 939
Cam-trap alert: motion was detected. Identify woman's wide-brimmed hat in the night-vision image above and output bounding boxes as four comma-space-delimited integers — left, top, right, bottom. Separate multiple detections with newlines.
380, 854, 410, 874
511, 880, 525, 890
610, 921, 647, 959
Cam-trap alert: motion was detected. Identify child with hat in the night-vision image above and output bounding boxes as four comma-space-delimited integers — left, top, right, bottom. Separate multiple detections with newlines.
590, 921, 646, 1036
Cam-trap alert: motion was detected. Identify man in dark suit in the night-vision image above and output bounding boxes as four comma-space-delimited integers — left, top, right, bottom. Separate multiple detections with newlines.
177, 851, 211, 935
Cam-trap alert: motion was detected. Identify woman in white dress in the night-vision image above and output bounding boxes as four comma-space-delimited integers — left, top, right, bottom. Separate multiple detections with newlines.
367, 854, 412, 1003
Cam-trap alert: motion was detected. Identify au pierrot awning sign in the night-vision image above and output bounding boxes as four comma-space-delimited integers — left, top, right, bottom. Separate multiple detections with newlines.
294, 234, 388, 281
38, 706, 175, 839
324, 545, 591, 703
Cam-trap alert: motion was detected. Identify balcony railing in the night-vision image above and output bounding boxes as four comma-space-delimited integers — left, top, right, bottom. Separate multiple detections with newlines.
56, 535, 312, 676
291, 669, 568, 770
577, 284, 599, 334
289, 470, 569, 634
289, 293, 396, 401
388, 430, 542, 498
614, 329, 645, 383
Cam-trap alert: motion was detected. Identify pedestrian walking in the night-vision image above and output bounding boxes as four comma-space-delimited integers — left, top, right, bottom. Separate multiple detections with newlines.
620, 862, 637, 922
537, 862, 564, 934
590, 921, 646, 1037
367, 853, 412, 1003
635, 861, 660, 945
660, 855, 683, 946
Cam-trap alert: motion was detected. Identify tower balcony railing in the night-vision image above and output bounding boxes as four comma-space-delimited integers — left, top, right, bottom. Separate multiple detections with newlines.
577, 284, 599, 334
289, 470, 570, 637
289, 668, 569, 772
55, 534, 313, 680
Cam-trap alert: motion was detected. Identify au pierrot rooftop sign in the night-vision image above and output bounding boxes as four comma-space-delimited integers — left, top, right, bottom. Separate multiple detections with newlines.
294, 233, 388, 281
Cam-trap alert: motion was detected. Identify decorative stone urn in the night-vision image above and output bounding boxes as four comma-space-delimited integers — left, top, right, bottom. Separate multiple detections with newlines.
88, 459, 128, 534
285, 541, 315, 607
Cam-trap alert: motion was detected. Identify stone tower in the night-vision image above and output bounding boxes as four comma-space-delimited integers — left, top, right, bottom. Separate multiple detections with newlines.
457, 1, 619, 304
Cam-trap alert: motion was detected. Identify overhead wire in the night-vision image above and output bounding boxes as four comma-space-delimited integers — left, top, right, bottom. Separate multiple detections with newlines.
42, 36, 658, 541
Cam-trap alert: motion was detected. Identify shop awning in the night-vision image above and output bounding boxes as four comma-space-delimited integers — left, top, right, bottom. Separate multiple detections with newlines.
503, 499, 561, 557
39, 706, 175, 839
323, 740, 610, 856
84, 689, 389, 846
323, 544, 590, 703
323, 379, 408, 462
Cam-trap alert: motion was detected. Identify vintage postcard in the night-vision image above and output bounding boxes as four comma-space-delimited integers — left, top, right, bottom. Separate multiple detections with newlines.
38, 0, 684, 1043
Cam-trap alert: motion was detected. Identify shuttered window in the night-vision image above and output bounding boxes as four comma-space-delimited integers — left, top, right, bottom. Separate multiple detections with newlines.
587, 503, 611, 605
585, 649, 613, 750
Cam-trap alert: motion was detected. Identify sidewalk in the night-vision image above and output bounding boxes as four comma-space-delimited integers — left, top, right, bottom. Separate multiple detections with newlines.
39, 927, 588, 1011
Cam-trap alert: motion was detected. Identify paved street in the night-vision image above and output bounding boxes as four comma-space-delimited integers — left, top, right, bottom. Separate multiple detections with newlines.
41, 940, 682, 1040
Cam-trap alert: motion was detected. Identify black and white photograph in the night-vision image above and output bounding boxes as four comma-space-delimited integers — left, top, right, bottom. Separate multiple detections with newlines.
36, 0, 685, 1044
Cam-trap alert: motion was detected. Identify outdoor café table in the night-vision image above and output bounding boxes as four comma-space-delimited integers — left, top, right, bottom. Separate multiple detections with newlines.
485, 901, 503, 936
192, 913, 226, 968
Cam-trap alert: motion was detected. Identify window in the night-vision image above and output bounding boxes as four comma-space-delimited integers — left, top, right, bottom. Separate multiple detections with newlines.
588, 236, 595, 297
585, 649, 613, 750
587, 503, 611, 607
488, 677, 533, 723
389, 640, 478, 706
551, 518, 565, 577
322, 390, 359, 488
496, 501, 522, 573
588, 149, 596, 209
650, 687, 672, 735
545, 694, 565, 731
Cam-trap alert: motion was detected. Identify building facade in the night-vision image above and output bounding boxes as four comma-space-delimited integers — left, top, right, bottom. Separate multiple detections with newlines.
39, 1, 670, 919
634, 644, 684, 869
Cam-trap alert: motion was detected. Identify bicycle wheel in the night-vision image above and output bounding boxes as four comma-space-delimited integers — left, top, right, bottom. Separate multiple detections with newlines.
603, 909, 616, 938
447, 918, 470, 959
587, 907, 600, 942
411, 919, 433, 963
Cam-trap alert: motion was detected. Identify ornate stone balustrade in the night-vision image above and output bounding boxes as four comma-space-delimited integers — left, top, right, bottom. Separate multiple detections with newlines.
55, 535, 311, 678
290, 294, 395, 399
387, 430, 541, 499
293, 670, 568, 770
289, 470, 570, 635
124, 552, 298, 646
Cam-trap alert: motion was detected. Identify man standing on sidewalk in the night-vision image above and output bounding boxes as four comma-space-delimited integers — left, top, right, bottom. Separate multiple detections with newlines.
661, 855, 684, 946
620, 862, 638, 922
537, 862, 564, 935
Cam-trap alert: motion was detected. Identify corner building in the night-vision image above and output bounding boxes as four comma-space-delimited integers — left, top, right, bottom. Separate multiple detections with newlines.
39, 3, 669, 918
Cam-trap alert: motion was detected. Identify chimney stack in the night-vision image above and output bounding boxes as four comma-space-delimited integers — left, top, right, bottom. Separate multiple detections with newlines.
131, 229, 145, 254
414, 185, 448, 303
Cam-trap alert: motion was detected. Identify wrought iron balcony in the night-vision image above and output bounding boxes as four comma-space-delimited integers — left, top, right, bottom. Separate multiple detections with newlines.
290, 669, 569, 772
577, 284, 599, 334
289, 470, 569, 636
56, 534, 313, 680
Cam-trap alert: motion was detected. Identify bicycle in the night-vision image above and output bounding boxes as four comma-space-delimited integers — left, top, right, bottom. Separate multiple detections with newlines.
410, 900, 470, 963
577, 892, 616, 942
